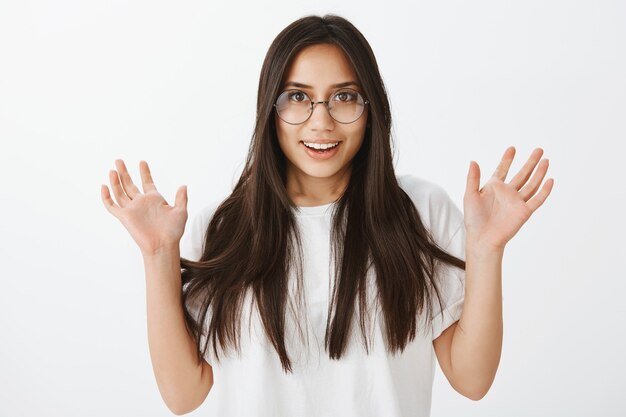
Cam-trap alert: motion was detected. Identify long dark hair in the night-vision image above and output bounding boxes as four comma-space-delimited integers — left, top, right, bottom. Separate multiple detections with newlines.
180, 14, 465, 373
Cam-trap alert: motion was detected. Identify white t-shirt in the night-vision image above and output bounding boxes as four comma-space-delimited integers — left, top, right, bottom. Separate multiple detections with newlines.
179, 174, 466, 417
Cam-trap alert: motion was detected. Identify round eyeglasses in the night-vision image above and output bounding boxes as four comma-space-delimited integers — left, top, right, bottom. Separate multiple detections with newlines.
274, 88, 369, 125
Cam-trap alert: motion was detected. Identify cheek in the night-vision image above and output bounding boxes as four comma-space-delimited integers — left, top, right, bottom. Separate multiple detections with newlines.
347, 122, 367, 148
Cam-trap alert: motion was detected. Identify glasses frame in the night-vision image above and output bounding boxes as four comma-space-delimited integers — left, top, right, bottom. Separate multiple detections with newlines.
273, 88, 369, 125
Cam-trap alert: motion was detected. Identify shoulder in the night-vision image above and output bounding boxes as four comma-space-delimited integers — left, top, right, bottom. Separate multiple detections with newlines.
396, 174, 461, 224
181, 198, 224, 261
196, 200, 222, 224
396, 174, 465, 251
397, 174, 453, 209
189, 200, 222, 233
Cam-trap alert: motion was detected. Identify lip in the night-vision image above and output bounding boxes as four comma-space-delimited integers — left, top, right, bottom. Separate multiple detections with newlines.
300, 141, 340, 160
301, 139, 342, 144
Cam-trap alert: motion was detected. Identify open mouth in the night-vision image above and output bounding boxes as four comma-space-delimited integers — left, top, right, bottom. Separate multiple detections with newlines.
300, 141, 341, 156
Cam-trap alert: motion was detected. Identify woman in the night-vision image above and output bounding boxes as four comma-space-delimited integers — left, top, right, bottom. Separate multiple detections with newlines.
101, 14, 553, 417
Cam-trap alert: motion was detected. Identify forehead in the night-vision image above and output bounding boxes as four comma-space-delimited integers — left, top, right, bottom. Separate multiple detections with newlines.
281, 43, 358, 89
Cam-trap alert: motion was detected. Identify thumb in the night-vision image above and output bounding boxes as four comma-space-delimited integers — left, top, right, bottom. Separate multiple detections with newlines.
466, 161, 481, 195
175, 185, 188, 209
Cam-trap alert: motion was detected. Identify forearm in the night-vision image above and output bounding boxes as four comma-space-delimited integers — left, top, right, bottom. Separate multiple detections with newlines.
450, 244, 504, 399
144, 245, 213, 414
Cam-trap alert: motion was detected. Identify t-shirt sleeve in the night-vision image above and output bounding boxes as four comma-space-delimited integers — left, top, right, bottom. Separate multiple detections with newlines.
180, 205, 211, 262
397, 174, 466, 341
180, 202, 221, 365
429, 219, 466, 341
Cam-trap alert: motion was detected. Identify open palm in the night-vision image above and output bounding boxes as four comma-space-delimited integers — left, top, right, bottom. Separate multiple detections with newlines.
101, 159, 188, 257
463, 147, 554, 252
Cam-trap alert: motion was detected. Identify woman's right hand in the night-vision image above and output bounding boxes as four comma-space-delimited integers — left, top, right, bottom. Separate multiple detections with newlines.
101, 159, 188, 257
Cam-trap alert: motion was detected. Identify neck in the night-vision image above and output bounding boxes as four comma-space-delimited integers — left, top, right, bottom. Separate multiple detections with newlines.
286, 165, 351, 207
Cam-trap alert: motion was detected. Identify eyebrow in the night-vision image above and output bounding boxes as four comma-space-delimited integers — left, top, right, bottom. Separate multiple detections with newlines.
283, 81, 360, 89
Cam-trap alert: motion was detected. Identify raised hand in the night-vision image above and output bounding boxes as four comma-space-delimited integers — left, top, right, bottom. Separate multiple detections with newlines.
101, 159, 188, 257
463, 146, 554, 252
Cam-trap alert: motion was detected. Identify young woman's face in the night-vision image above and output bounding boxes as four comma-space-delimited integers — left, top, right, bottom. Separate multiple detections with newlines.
275, 43, 368, 183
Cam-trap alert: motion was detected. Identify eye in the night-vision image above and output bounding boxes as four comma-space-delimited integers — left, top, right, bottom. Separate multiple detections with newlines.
288, 91, 307, 102
333, 90, 357, 102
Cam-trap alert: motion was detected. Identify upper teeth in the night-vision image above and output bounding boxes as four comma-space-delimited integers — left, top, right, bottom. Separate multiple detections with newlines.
303, 142, 339, 150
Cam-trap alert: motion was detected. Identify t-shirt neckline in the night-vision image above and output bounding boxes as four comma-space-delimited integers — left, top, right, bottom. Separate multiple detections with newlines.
295, 201, 337, 216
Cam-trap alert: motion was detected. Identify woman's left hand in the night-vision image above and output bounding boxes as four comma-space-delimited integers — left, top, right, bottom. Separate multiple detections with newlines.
463, 146, 554, 253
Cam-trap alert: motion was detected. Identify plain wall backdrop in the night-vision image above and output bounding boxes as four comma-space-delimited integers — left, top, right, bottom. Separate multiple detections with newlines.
1, 0, 624, 416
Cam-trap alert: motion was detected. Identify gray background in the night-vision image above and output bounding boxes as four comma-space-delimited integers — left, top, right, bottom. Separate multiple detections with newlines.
1, 0, 624, 416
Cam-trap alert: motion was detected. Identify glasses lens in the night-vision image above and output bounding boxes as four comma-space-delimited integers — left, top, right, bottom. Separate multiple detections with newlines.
328, 89, 365, 123
274, 88, 367, 124
275, 90, 311, 124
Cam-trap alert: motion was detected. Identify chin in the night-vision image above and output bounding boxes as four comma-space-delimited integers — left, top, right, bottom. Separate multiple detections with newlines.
299, 163, 346, 179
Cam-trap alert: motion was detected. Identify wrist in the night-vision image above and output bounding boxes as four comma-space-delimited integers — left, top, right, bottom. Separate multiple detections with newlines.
142, 244, 183, 290
142, 242, 181, 260
465, 241, 505, 262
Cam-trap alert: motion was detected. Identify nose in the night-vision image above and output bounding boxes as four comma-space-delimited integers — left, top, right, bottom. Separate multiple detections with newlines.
308, 101, 335, 131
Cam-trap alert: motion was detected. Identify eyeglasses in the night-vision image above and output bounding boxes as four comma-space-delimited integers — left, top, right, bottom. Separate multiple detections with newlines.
274, 88, 369, 125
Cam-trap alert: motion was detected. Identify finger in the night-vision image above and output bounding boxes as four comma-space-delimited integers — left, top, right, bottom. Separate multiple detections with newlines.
101, 184, 121, 217
139, 160, 158, 193
115, 159, 142, 199
519, 159, 549, 201
509, 147, 544, 191
109, 170, 130, 207
491, 146, 516, 182
527, 178, 554, 212
466, 160, 481, 195
175, 185, 188, 209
